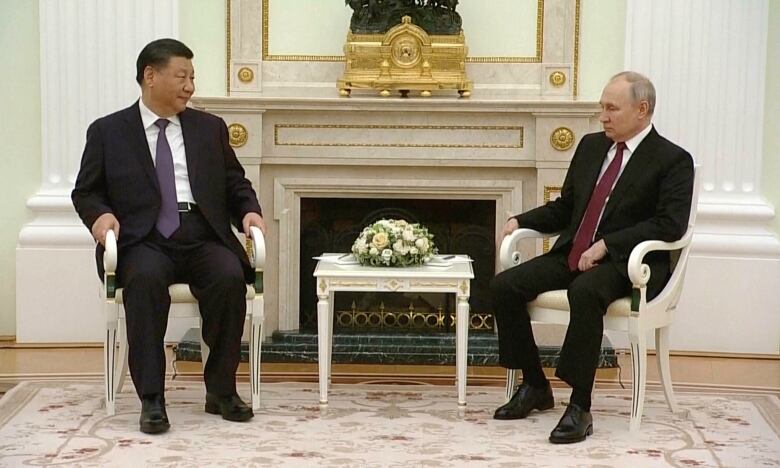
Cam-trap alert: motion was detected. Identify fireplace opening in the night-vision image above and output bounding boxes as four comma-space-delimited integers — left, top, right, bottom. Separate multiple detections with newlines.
300, 197, 496, 334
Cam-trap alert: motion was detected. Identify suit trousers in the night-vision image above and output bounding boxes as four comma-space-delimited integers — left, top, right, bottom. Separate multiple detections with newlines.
116, 210, 247, 398
490, 252, 633, 392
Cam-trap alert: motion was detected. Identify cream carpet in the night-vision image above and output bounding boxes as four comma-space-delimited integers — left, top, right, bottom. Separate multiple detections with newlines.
0, 380, 778, 467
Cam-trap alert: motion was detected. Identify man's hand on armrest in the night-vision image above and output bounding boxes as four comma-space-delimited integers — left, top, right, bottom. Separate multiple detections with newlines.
91, 213, 120, 246
242, 212, 267, 238
501, 218, 519, 238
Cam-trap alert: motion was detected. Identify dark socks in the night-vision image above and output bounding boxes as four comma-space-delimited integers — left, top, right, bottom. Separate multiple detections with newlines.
570, 387, 591, 411
522, 362, 549, 389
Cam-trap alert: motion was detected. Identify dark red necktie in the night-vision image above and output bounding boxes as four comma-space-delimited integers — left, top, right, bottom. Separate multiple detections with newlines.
567, 142, 626, 271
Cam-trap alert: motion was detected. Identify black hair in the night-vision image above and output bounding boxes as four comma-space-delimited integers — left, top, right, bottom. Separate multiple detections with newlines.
135, 38, 194, 85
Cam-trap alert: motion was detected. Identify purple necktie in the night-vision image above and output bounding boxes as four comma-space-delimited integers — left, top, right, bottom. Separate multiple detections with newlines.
154, 119, 179, 238
567, 142, 626, 271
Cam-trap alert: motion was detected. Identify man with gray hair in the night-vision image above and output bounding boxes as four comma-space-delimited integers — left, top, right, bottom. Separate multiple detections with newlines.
491, 71, 694, 443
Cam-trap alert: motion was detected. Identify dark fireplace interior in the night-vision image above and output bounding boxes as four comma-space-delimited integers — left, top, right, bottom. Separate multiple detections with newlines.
299, 197, 496, 334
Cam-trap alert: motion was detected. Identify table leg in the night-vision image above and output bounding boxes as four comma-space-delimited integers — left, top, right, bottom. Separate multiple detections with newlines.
456, 293, 470, 406
317, 292, 330, 405
327, 290, 334, 383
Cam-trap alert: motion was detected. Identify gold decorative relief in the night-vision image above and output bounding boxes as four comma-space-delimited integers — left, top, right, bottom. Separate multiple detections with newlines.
329, 280, 377, 288
550, 127, 574, 151
409, 280, 458, 288
227, 123, 249, 148
274, 123, 523, 149
549, 71, 566, 87
237, 67, 254, 83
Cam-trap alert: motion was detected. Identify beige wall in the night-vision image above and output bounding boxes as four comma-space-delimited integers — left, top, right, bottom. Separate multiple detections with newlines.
1, 1, 777, 337
0, 2, 40, 336
578, 0, 626, 100
180, 0, 227, 97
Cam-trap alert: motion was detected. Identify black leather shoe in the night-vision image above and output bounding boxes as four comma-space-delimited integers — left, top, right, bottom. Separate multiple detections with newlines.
205, 393, 254, 422
549, 402, 593, 444
493, 382, 555, 420
139, 394, 170, 434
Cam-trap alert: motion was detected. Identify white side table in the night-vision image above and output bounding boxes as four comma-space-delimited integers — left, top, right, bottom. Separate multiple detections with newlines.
313, 254, 475, 406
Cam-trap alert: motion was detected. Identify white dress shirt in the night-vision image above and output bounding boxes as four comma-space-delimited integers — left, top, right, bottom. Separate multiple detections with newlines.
138, 98, 195, 204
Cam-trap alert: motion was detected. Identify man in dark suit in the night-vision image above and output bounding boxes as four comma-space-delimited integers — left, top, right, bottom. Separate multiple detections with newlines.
72, 39, 266, 434
491, 71, 694, 443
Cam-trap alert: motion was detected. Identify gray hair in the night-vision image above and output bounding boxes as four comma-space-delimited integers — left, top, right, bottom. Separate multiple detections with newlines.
611, 71, 656, 115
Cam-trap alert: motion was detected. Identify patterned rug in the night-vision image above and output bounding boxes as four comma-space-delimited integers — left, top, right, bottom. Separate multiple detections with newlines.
0, 380, 777, 467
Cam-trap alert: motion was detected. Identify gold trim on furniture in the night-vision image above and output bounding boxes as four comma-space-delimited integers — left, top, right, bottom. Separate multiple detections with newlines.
226, 0, 232, 93
549, 71, 566, 87
237, 67, 254, 83
228, 123, 249, 148
550, 127, 575, 151
260, 0, 545, 64
542, 185, 562, 253
274, 123, 524, 149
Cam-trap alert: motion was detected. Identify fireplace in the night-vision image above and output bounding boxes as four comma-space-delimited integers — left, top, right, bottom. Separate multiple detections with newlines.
299, 197, 496, 333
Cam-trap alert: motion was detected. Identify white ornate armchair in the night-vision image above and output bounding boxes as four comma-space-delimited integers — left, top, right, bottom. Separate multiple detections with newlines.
498, 167, 700, 432
101, 227, 266, 415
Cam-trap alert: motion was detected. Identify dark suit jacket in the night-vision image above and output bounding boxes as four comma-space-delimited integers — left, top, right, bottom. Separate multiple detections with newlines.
71, 101, 262, 282
514, 127, 694, 284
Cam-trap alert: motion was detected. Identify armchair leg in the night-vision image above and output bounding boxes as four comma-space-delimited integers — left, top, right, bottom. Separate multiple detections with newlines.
198, 318, 211, 373
505, 369, 518, 402
655, 327, 678, 413
629, 334, 648, 432
115, 317, 130, 397
327, 291, 334, 385
249, 297, 264, 410
105, 304, 119, 416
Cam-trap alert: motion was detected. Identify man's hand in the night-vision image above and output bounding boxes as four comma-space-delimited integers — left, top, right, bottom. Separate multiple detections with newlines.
242, 212, 267, 238
91, 213, 120, 246
501, 217, 519, 238
577, 239, 608, 272
497, 217, 519, 248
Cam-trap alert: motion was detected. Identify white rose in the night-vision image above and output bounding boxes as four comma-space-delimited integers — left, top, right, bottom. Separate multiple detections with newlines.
393, 240, 410, 255
402, 229, 415, 241
355, 238, 368, 254
410, 247, 419, 255
415, 237, 429, 253
369, 246, 379, 256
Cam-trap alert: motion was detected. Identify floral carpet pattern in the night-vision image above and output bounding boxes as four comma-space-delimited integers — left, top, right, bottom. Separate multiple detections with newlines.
0, 380, 777, 467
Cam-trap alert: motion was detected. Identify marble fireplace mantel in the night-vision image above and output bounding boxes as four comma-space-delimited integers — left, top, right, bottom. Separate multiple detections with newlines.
192, 92, 601, 335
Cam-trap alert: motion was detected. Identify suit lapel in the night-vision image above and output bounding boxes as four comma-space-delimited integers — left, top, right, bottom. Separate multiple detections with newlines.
572, 137, 613, 224
180, 108, 199, 193
601, 128, 658, 221
121, 102, 159, 192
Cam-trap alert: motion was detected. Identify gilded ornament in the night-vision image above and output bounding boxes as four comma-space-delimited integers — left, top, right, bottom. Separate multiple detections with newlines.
237, 67, 254, 83
549, 71, 566, 87
550, 127, 575, 151
337, 15, 471, 98
228, 123, 249, 148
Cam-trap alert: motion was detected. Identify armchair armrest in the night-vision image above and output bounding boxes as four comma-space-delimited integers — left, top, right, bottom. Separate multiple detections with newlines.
248, 226, 266, 293
499, 228, 561, 271
626, 229, 693, 287
104, 230, 118, 298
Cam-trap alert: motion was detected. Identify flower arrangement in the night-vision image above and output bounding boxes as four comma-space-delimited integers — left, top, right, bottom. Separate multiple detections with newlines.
351, 219, 438, 267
